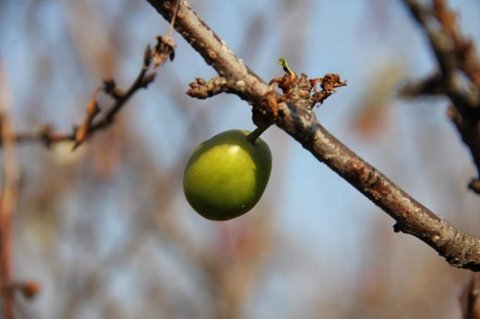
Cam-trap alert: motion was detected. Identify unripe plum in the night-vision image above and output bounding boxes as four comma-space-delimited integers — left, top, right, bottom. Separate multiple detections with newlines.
183, 129, 272, 221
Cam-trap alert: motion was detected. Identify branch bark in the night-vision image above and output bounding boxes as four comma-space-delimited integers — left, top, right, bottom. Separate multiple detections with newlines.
146, 0, 480, 271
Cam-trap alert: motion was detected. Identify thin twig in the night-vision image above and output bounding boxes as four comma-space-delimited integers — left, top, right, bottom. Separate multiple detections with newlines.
147, 0, 480, 271
0, 38, 174, 150
71, 45, 157, 150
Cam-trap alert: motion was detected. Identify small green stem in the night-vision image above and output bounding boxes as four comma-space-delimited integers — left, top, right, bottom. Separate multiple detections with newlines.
278, 57, 295, 77
246, 126, 268, 144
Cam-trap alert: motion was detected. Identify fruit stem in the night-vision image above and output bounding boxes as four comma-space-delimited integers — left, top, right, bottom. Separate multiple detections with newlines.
246, 126, 267, 144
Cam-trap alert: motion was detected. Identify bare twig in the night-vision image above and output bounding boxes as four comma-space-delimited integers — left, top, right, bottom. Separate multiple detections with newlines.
147, 0, 480, 271
71, 45, 158, 150
0, 37, 174, 150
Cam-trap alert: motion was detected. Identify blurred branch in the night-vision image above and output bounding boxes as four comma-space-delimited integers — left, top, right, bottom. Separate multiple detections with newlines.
400, 0, 480, 193
71, 45, 157, 150
0, 67, 20, 319
0, 38, 174, 150
147, 0, 480, 271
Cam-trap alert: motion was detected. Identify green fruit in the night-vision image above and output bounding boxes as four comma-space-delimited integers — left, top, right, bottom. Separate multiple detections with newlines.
183, 129, 272, 221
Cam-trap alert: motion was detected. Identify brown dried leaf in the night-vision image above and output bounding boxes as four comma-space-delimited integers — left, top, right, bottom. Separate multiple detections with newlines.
73, 98, 100, 150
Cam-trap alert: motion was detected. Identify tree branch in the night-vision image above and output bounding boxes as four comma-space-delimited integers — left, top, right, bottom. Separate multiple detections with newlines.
401, 0, 480, 193
0, 38, 174, 150
146, 0, 480, 271
0, 66, 20, 319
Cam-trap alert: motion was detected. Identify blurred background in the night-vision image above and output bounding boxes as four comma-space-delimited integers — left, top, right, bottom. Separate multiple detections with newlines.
1, 0, 480, 318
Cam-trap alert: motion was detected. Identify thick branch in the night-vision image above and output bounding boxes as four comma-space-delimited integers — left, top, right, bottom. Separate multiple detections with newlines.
147, 0, 480, 271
